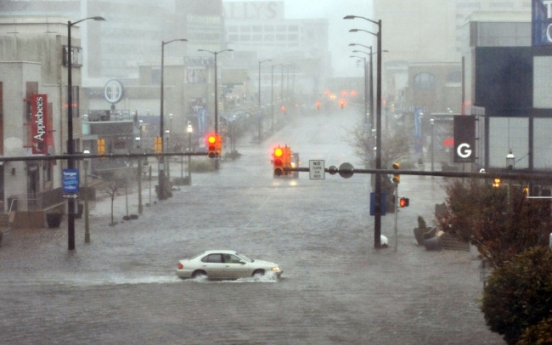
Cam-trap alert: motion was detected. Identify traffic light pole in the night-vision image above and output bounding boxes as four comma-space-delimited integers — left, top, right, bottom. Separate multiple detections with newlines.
374, 20, 383, 249
394, 182, 398, 252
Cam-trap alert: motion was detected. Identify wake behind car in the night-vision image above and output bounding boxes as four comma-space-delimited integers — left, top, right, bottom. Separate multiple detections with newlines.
176, 250, 283, 280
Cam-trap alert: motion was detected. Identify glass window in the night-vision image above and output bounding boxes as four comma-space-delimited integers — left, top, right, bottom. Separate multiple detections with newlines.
264, 26, 274, 32
413, 73, 436, 91
203, 254, 222, 263
446, 71, 462, 83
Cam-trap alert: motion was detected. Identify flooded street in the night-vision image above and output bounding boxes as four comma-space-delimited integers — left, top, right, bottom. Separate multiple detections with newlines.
0, 111, 504, 344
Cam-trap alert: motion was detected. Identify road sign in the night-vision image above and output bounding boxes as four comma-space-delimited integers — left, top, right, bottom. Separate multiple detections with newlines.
63, 193, 79, 199
309, 160, 325, 180
370, 192, 387, 216
62, 169, 79, 194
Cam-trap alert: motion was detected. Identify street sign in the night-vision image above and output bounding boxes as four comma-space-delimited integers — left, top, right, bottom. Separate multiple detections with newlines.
62, 169, 79, 194
370, 192, 387, 216
309, 160, 325, 180
63, 193, 79, 199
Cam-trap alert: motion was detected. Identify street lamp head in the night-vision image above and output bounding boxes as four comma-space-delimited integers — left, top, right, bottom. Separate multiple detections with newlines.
506, 149, 515, 171
343, 15, 356, 20
187, 124, 193, 133
349, 29, 359, 33
91, 16, 105, 21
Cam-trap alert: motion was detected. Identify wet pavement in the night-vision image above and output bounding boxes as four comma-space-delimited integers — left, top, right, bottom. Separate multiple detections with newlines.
0, 111, 505, 344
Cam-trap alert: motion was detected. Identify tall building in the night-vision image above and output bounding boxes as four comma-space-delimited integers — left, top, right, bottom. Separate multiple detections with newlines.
0, 0, 223, 82
372, 0, 531, 103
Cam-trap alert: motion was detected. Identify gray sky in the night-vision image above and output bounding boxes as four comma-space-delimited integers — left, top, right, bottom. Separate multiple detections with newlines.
226, 0, 374, 77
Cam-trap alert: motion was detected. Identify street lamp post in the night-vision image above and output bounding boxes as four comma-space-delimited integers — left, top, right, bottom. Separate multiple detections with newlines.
136, 136, 143, 215
349, 43, 375, 129
430, 118, 435, 172
165, 129, 171, 183
258, 59, 272, 142
159, 38, 187, 201
506, 149, 515, 205
67, 16, 104, 250
350, 54, 370, 166
197, 49, 233, 134
345, 15, 384, 248
187, 123, 193, 185
83, 150, 90, 243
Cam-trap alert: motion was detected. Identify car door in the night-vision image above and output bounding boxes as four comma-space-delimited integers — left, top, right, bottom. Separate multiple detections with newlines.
201, 254, 225, 278
222, 254, 250, 279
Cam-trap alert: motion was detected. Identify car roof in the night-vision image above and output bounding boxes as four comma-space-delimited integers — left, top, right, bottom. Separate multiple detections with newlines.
202, 250, 237, 255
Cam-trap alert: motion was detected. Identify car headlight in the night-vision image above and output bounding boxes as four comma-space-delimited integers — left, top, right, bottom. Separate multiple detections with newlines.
271, 266, 282, 272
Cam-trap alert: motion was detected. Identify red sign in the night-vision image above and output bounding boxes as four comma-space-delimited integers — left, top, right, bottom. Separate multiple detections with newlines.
31, 94, 53, 155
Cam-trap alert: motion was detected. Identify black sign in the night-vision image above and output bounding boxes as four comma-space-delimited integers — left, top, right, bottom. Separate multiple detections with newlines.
454, 116, 475, 163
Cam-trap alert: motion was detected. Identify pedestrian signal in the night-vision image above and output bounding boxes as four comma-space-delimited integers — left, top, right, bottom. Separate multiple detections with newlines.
154, 137, 163, 153
392, 162, 400, 183
399, 197, 409, 207
206, 133, 222, 158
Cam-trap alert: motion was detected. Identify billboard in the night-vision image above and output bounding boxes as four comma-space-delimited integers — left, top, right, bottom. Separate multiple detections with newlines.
532, 0, 552, 46
31, 94, 54, 155
454, 116, 476, 163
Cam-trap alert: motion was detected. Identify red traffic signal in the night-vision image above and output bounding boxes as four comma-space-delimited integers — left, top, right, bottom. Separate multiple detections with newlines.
273, 147, 284, 176
316, 101, 321, 110
340, 100, 345, 109
399, 197, 409, 207
206, 133, 222, 158
272, 146, 292, 176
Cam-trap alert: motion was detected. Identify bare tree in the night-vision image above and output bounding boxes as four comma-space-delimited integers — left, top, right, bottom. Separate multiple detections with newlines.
100, 171, 126, 225
344, 122, 411, 169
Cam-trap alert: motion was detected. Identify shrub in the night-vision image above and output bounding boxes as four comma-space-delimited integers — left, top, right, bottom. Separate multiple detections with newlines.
517, 317, 552, 345
417, 215, 427, 229
481, 246, 552, 345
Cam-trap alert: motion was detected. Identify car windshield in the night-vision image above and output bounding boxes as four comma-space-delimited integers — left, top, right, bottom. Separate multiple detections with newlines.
236, 253, 253, 263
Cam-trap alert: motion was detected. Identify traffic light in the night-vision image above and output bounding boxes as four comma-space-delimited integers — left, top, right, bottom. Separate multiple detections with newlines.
392, 162, 400, 184
493, 178, 501, 188
97, 139, 106, 155
399, 197, 409, 207
272, 145, 292, 176
154, 137, 162, 153
281, 105, 287, 114
316, 101, 321, 110
206, 133, 222, 158
340, 100, 345, 109
273, 146, 284, 176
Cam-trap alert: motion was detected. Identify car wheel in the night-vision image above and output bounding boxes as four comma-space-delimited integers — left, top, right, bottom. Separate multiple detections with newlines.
192, 270, 207, 279
252, 269, 265, 277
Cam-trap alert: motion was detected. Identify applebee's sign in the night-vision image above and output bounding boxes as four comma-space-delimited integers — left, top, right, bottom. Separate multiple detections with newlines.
31, 94, 48, 154
533, 0, 552, 45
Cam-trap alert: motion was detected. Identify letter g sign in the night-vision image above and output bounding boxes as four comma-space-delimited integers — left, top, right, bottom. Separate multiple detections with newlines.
457, 143, 472, 159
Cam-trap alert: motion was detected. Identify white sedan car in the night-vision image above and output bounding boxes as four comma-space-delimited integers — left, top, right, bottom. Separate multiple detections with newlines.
176, 250, 283, 280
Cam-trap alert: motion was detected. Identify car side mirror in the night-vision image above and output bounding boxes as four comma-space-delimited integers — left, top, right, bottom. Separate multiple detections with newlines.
239, 260, 246, 265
